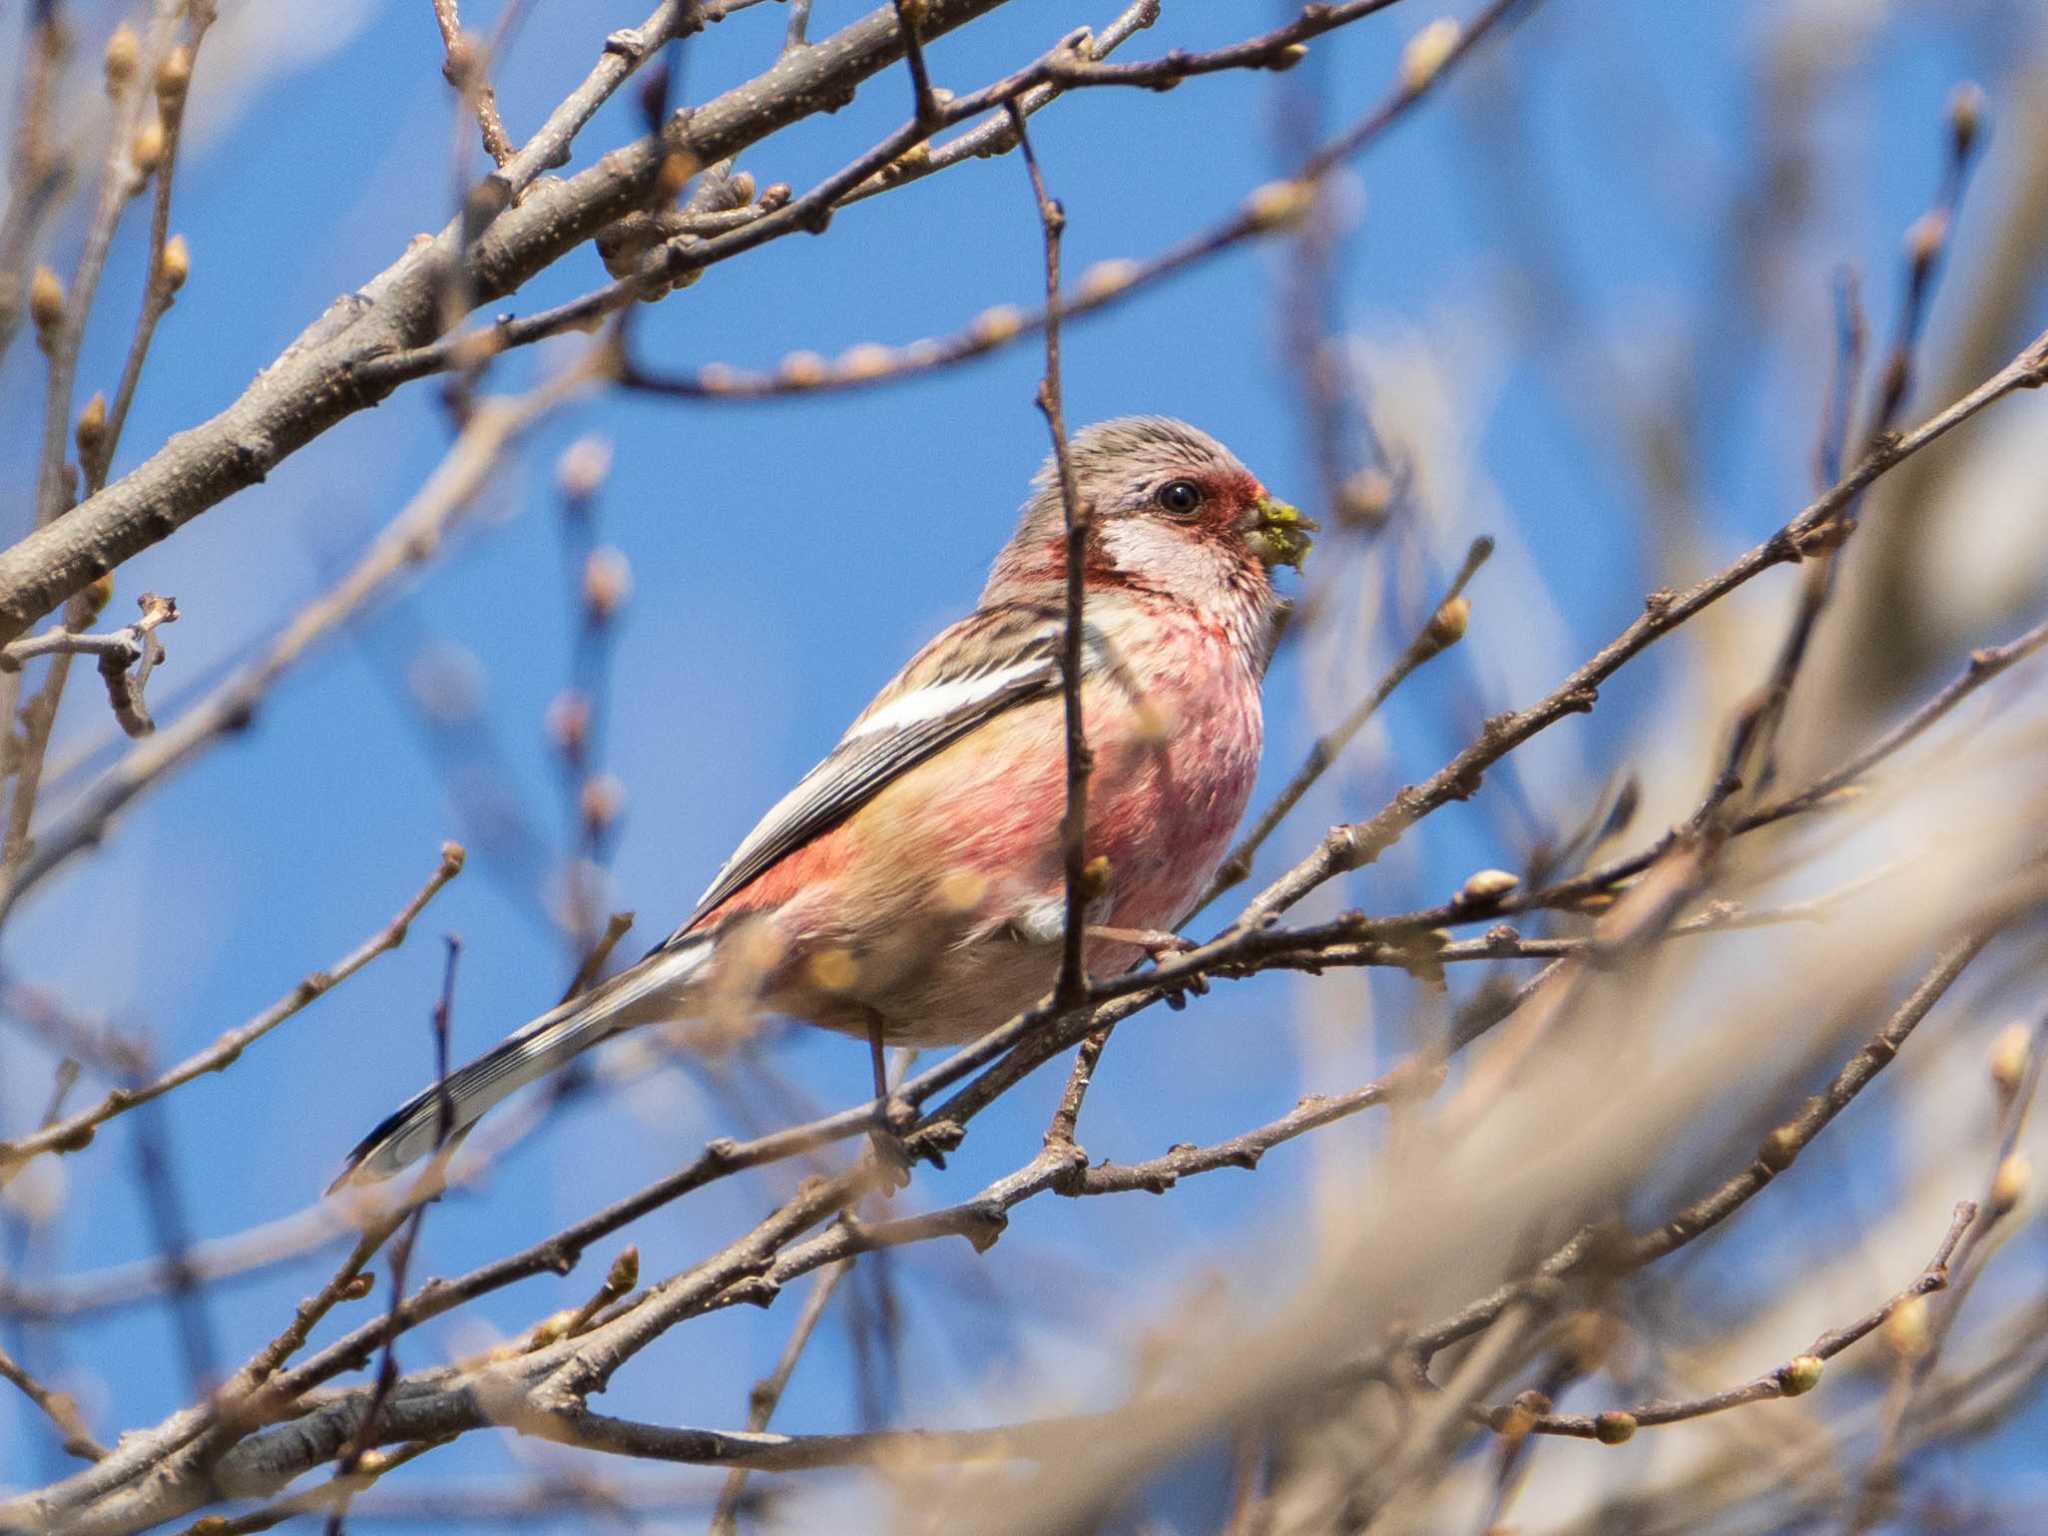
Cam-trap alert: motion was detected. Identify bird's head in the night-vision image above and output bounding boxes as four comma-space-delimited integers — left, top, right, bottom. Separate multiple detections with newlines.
984, 417, 1314, 622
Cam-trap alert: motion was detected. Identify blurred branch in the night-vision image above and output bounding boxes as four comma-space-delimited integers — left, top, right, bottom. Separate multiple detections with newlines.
1485, 1201, 1974, 1442
0, 844, 463, 1180
0, 0, 1021, 643
0, 1341, 105, 1462
709, 1259, 851, 1535
0, 371, 590, 925
1196, 535, 1489, 914
430, 0, 516, 167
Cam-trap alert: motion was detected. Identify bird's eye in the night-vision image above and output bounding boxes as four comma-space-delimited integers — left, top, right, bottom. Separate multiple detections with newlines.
1154, 479, 1204, 517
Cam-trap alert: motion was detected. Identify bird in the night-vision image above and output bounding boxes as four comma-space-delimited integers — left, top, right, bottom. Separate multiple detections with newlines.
334, 416, 1312, 1187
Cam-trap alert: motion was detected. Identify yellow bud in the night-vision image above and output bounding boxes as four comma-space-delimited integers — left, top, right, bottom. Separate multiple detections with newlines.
131, 118, 165, 176
1456, 868, 1519, 905
161, 234, 190, 293
1400, 18, 1462, 93
835, 342, 894, 382
778, 350, 829, 388
1078, 855, 1113, 901
1778, 1355, 1824, 1396
971, 304, 1026, 347
1991, 1152, 2031, 1216
156, 45, 193, 109
75, 392, 108, 466
105, 25, 141, 93
82, 572, 117, 622
1594, 1410, 1636, 1444
1988, 1022, 2030, 1098
656, 150, 697, 199
1077, 258, 1139, 303
1268, 42, 1310, 71
1245, 179, 1314, 231
1427, 595, 1471, 648
1883, 1297, 1929, 1360
29, 265, 65, 338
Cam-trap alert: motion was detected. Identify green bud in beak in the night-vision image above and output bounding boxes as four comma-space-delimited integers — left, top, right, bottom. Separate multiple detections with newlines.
1245, 496, 1317, 571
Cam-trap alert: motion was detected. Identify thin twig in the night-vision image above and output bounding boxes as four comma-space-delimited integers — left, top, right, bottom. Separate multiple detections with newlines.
430, 0, 517, 166
1009, 101, 1094, 1008
0, 843, 464, 1177
1480, 1202, 1975, 1441
709, 1259, 852, 1535
1195, 535, 1490, 915
0, 1342, 106, 1461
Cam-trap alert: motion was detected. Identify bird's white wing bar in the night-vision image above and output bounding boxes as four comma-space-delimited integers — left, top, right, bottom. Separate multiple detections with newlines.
668, 612, 1083, 942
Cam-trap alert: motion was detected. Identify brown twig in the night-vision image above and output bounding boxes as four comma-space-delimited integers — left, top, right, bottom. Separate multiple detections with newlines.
324, 936, 463, 1536
1194, 535, 1490, 915
0, 843, 464, 1178
1009, 101, 1094, 1009
430, 0, 516, 167
0, 372, 589, 925
0, 1341, 106, 1461
93, 5, 214, 495
1482, 1202, 1975, 1442
709, 1259, 852, 1535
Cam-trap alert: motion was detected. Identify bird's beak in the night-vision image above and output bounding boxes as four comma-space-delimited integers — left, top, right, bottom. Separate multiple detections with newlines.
1244, 496, 1317, 571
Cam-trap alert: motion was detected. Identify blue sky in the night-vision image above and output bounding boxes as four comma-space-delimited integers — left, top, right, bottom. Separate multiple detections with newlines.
3, 0, 2045, 1528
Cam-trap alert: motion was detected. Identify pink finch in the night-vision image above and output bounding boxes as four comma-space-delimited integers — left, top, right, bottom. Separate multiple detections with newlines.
337, 416, 1310, 1185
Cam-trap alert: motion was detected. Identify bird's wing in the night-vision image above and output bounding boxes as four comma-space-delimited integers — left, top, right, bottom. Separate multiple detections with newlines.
663, 603, 1070, 943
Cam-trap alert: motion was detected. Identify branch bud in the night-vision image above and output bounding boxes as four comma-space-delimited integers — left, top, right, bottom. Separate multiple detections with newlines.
29, 265, 65, 343
1988, 1021, 2030, 1099
161, 234, 191, 293
1905, 210, 1948, 274
555, 435, 612, 506
1455, 868, 1519, 906
156, 45, 193, 110
778, 350, 828, 388
834, 342, 894, 382
1077, 258, 1139, 303
1883, 1297, 1929, 1360
1594, 1410, 1636, 1444
1427, 595, 1471, 648
105, 25, 140, 94
1338, 467, 1393, 527
1245, 179, 1314, 231
75, 391, 108, 465
1400, 19, 1462, 93
1990, 1151, 2030, 1217
131, 117, 166, 177
582, 547, 632, 620
580, 774, 626, 833
606, 1244, 640, 1294
1777, 1354, 1824, 1396
971, 304, 1025, 347
546, 691, 592, 757
1948, 81, 1985, 160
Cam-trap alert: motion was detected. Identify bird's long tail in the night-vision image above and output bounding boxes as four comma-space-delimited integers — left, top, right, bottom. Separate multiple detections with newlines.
331, 934, 713, 1189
